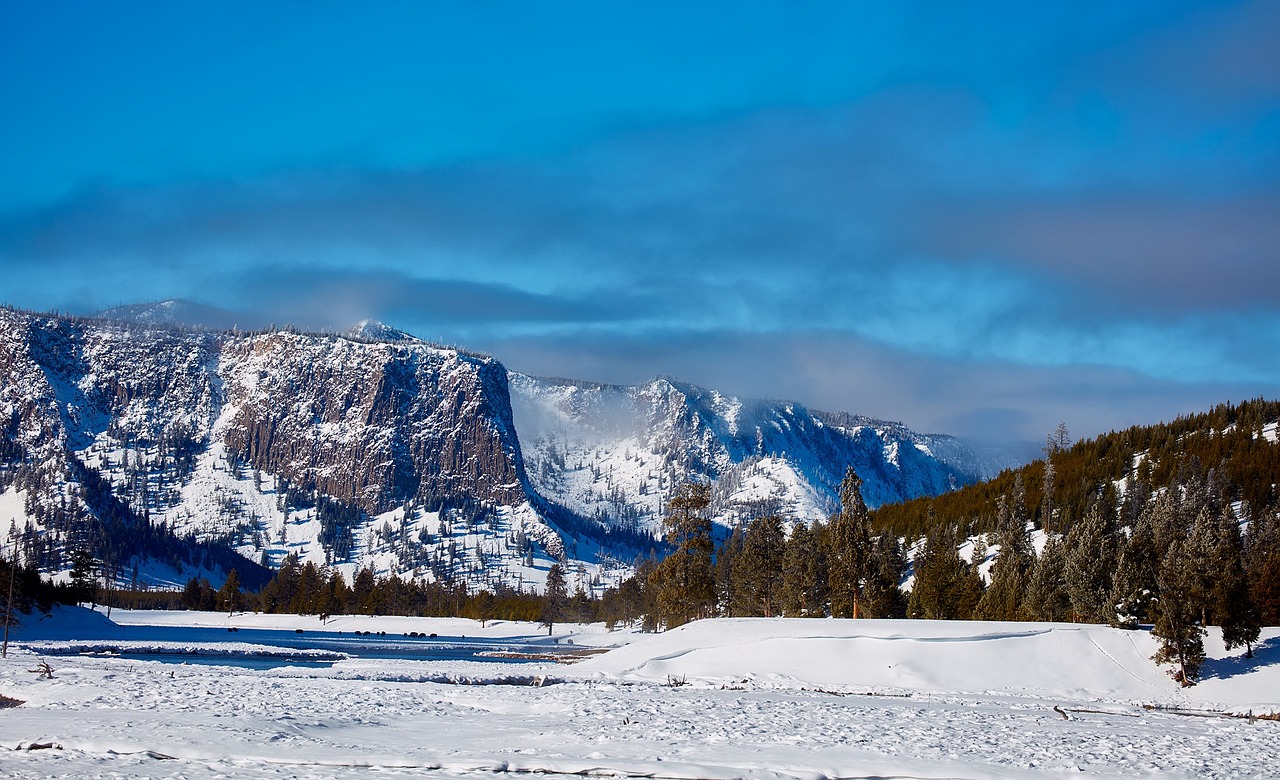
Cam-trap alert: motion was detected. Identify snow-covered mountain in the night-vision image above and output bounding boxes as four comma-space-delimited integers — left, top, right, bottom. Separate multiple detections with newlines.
509, 374, 987, 536
1, 305, 1004, 592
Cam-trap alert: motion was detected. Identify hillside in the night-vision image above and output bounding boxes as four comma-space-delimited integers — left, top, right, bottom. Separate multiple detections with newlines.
871, 399, 1280, 539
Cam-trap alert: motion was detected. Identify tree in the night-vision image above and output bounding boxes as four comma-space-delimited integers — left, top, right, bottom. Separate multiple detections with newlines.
1063, 502, 1119, 623
541, 562, 569, 635
1024, 534, 1070, 622
69, 549, 98, 607
732, 515, 786, 617
651, 482, 715, 628
1152, 536, 1206, 686
907, 524, 983, 620
863, 532, 908, 619
1109, 507, 1160, 628
779, 521, 827, 617
715, 523, 746, 616
977, 483, 1034, 621
826, 467, 872, 618
1246, 508, 1280, 625
1209, 507, 1260, 657
218, 569, 244, 616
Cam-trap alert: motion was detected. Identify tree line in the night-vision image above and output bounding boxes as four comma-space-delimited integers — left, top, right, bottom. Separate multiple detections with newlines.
597, 414, 1278, 687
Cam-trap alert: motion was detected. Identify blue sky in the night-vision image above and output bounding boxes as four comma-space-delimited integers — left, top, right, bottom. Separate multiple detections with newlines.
2, 1, 1278, 441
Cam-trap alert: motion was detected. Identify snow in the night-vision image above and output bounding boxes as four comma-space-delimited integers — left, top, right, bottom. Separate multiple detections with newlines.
3, 609, 1278, 779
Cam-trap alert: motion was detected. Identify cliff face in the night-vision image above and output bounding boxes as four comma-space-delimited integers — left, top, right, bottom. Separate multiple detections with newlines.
0, 309, 555, 589
216, 331, 528, 514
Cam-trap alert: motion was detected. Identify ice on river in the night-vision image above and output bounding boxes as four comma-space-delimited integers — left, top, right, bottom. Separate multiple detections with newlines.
2, 607, 1278, 779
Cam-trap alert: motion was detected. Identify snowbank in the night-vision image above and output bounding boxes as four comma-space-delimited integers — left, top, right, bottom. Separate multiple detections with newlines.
574, 618, 1280, 710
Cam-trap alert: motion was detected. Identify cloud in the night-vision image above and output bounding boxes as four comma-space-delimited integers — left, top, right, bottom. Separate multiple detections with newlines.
482, 327, 1278, 442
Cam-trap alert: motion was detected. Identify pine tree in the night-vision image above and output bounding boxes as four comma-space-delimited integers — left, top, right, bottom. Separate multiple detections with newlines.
68, 549, 97, 607
907, 525, 983, 620
715, 523, 746, 616
1023, 534, 1070, 622
732, 515, 785, 617
779, 521, 827, 617
1109, 507, 1160, 628
652, 482, 715, 628
977, 483, 1033, 621
1152, 536, 1206, 686
1063, 502, 1119, 623
826, 467, 872, 618
218, 568, 244, 616
1246, 508, 1280, 625
863, 533, 908, 619
1209, 507, 1260, 657
541, 563, 569, 634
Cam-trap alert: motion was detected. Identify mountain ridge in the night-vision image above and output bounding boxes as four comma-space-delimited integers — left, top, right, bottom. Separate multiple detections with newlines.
1, 303, 1018, 591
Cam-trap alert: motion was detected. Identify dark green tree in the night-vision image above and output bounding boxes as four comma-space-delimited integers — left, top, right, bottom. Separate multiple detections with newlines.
977, 484, 1034, 621
863, 532, 908, 619
1023, 534, 1070, 622
732, 515, 786, 617
1063, 502, 1119, 623
652, 482, 715, 628
68, 549, 98, 607
1109, 515, 1160, 628
779, 521, 827, 617
541, 562, 569, 635
907, 524, 983, 620
217, 568, 244, 615
1209, 508, 1260, 657
826, 467, 872, 618
1152, 536, 1206, 686
715, 523, 746, 615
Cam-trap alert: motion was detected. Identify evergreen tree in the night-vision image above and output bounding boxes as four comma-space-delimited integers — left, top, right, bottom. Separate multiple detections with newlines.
715, 523, 746, 616
826, 467, 872, 618
541, 563, 569, 634
1246, 508, 1280, 625
352, 567, 380, 615
976, 483, 1033, 621
1109, 507, 1160, 628
863, 533, 908, 619
732, 515, 786, 617
652, 482, 714, 628
68, 548, 98, 607
1152, 536, 1206, 686
217, 568, 244, 615
1063, 502, 1119, 623
779, 521, 827, 617
1023, 534, 1070, 622
907, 524, 983, 620
1209, 507, 1260, 657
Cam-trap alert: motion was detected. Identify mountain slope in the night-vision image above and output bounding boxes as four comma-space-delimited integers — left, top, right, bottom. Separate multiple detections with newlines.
510, 374, 986, 536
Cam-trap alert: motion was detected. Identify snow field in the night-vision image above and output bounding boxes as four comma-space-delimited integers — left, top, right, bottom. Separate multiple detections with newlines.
2, 609, 1279, 778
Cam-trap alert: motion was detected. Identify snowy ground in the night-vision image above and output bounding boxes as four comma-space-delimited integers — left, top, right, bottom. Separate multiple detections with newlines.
2, 609, 1278, 779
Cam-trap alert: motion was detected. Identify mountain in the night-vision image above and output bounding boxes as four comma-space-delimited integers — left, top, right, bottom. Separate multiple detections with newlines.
509, 374, 988, 537
1, 306, 997, 592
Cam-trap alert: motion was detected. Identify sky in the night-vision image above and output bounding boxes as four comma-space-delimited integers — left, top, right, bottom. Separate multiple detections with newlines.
2, 1, 1278, 443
